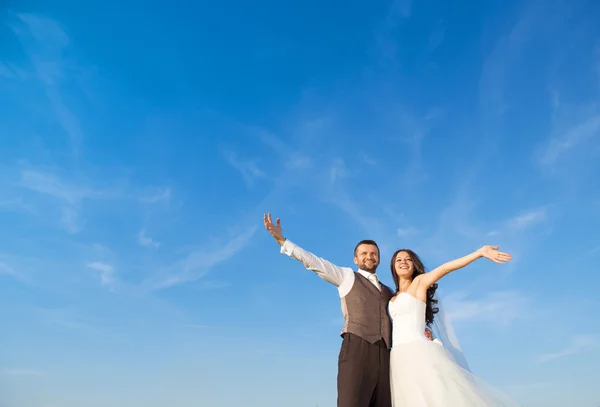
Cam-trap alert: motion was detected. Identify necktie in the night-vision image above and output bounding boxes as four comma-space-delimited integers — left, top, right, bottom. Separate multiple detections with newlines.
368, 273, 381, 291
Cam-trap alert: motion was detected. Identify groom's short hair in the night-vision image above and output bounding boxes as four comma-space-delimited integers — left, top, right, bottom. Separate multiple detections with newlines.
354, 239, 380, 256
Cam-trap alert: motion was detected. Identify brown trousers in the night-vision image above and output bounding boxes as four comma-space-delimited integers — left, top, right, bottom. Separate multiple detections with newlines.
337, 333, 392, 407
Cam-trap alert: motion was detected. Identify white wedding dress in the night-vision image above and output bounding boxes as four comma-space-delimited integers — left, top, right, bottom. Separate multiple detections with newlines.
389, 293, 521, 406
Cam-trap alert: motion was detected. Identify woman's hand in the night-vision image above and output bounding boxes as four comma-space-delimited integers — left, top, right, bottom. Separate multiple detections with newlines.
478, 246, 512, 264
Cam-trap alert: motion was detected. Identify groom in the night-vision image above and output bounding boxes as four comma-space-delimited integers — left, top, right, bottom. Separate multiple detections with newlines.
264, 213, 394, 407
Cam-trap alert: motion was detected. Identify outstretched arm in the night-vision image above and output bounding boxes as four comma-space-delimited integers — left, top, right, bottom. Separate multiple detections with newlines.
264, 213, 353, 287
417, 246, 512, 289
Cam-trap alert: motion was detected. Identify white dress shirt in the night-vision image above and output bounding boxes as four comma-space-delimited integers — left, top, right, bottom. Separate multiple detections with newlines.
280, 239, 382, 297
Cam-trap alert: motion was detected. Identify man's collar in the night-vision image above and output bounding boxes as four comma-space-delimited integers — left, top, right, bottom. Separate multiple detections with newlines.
357, 269, 376, 278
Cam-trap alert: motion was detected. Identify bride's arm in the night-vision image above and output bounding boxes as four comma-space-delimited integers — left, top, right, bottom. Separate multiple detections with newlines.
416, 246, 511, 290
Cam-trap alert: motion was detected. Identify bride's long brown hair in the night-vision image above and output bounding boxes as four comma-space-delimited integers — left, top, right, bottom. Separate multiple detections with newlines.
390, 249, 439, 325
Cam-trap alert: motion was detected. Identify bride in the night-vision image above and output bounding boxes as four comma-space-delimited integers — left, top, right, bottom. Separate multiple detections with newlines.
388, 246, 521, 406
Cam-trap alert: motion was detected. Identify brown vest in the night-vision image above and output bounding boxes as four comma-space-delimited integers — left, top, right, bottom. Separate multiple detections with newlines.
340, 272, 394, 348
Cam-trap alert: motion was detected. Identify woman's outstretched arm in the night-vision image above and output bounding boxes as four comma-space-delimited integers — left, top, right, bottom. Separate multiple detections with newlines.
417, 246, 511, 290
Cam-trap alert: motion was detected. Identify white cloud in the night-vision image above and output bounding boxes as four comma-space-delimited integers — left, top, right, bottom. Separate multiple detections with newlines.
374, 0, 412, 62
486, 207, 550, 238
329, 158, 348, 183
13, 167, 172, 233
223, 150, 265, 186
538, 113, 600, 167
507, 207, 548, 231
183, 324, 214, 329
0, 262, 23, 279
18, 168, 97, 233
360, 152, 377, 166
145, 225, 257, 291
138, 187, 171, 203
0, 260, 30, 284
444, 291, 528, 327
0, 262, 19, 276
396, 227, 418, 237
197, 280, 230, 290
537, 335, 599, 363
61, 206, 84, 234
138, 229, 160, 248
427, 20, 446, 52
19, 169, 97, 204
478, 5, 540, 122
257, 131, 312, 170
0, 61, 27, 79
0, 197, 37, 214
86, 262, 115, 286
2, 369, 45, 376
11, 13, 82, 151
35, 307, 98, 333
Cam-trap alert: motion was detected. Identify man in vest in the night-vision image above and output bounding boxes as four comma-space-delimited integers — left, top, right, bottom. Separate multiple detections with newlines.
264, 212, 393, 407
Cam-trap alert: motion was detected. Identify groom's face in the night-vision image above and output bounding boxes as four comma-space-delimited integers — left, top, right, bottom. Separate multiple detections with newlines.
354, 243, 379, 272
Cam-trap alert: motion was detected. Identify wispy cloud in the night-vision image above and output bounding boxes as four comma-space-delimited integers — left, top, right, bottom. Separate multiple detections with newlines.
144, 225, 257, 291
538, 334, 599, 363
19, 169, 99, 204
396, 227, 419, 237
595, 42, 600, 85
374, 0, 412, 62
10, 13, 83, 151
444, 291, 528, 327
2, 369, 45, 377
0, 197, 36, 214
537, 112, 600, 167
223, 150, 265, 186
183, 324, 215, 329
486, 206, 550, 237
478, 5, 540, 122
138, 187, 171, 204
506, 207, 548, 231
0, 61, 27, 80
385, 106, 440, 186
196, 280, 230, 290
86, 262, 115, 287
138, 229, 160, 248
419, 190, 482, 260
11, 166, 172, 233
427, 20, 447, 53
61, 206, 84, 234
0, 259, 31, 284
360, 152, 377, 166
17, 168, 99, 233
323, 189, 383, 236
329, 158, 349, 184
35, 307, 98, 333
0, 262, 22, 279
258, 131, 313, 171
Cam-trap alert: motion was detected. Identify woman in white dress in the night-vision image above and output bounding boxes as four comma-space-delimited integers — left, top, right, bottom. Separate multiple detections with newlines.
388, 246, 521, 406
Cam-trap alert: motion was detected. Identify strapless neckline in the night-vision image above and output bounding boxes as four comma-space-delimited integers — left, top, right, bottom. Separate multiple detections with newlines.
391, 292, 425, 305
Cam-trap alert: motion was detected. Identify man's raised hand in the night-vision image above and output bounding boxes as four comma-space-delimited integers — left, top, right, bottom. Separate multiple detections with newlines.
263, 212, 285, 245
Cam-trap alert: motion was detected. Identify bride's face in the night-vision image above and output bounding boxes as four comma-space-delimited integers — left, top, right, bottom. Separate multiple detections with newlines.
394, 251, 414, 278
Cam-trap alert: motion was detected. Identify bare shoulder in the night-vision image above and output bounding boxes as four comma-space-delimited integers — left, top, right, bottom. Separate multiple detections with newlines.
413, 274, 425, 286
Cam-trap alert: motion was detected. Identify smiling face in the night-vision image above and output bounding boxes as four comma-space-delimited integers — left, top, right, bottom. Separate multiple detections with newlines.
353, 242, 380, 272
393, 250, 415, 279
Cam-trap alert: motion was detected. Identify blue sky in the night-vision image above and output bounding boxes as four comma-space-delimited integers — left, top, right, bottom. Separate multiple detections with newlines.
1, 0, 599, 406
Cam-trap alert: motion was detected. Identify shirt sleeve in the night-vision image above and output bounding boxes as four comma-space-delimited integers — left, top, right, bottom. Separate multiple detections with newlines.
280, 239, 354, 288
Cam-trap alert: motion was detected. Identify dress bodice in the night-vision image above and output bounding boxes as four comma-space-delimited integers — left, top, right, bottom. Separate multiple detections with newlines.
388, 293, 428, 346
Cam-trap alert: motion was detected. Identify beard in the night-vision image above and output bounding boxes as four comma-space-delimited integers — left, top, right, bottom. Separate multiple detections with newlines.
360, 260, 378, 272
